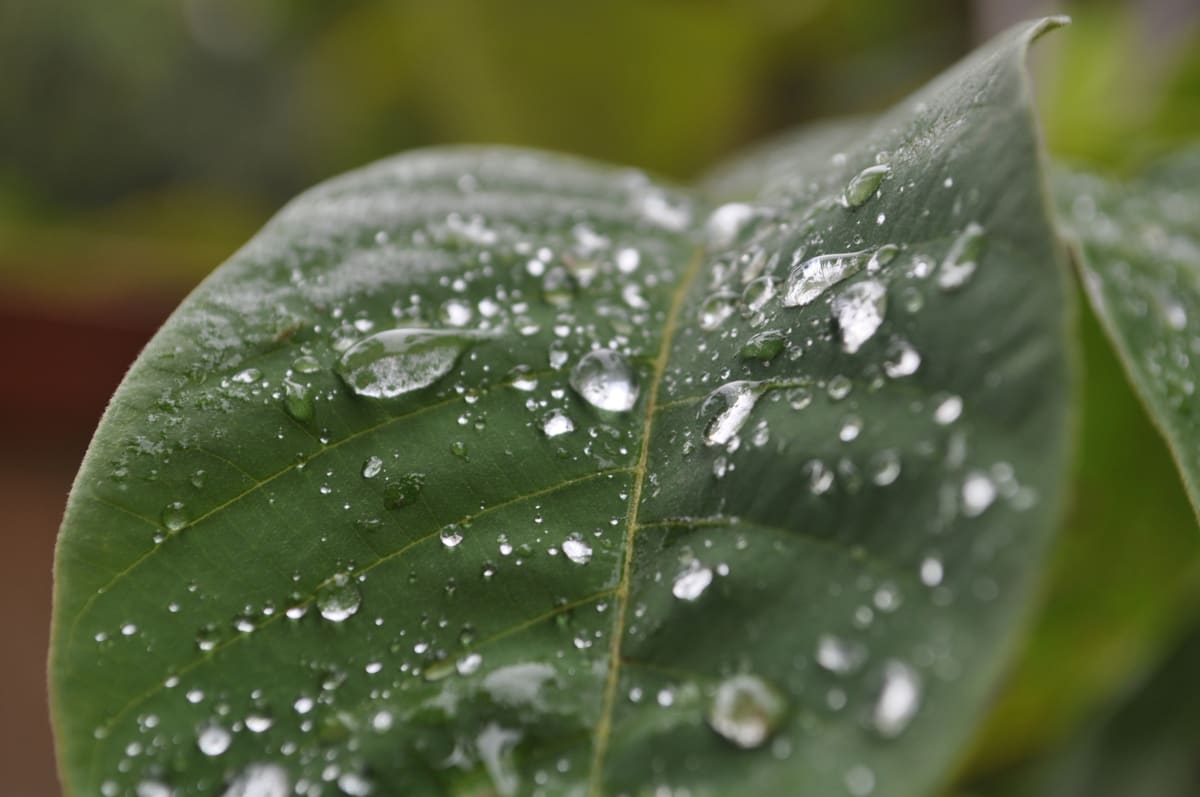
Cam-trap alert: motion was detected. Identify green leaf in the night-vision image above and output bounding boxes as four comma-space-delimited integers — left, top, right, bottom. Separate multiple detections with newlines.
1057, 147, 1200, 518
51, 19, 1073, 797
972, 607, 1200, 797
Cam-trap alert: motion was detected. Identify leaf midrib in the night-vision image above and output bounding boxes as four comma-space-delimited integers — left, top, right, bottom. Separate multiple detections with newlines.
588, 243, 707, 796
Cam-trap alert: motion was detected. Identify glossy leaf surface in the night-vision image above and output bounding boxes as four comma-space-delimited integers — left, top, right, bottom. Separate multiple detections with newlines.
51, 19, 1072, 797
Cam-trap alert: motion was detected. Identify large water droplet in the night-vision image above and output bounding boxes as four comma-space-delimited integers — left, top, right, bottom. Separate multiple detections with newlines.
783, 250, 871, 307
872, 660, 922, 738
842, 164, 891, 208
832, 280, 887, 353
700, 381, 765, 447
337, 328, 483, 399
569, 349, 640, 412
316, 574, 362, 623
937, 223, 986, 291
706, 674, 787, 749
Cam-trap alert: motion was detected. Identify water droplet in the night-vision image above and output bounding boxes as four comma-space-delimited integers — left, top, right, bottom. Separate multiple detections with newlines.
457, 652, 483, 675
616, 247, 641, 274
739, 330, 787, 361
440, 523, 465, 549
699, 292, 738, 330
673, 564, 714, 601
196, 722, 231, 756
337, 328, 484, 399
883, 339, 921, 378
161, 501, 188, 532
195, 625, 220, 652
569, 349, 640, 412
136, 781, 171, 797
937, 223, 986, 291
383, 473, 424, 509
842, 164, 890, 208
933, 395, 963, 425
870, 450, 902, 486
440, 298, 473, 327
361, 456, 383, 479
742, 275, 777, 313
316, 574, 362, 623
920, 556, 944, 587
337, 772, 374, 797
783, 250, 870, 308
561, 535, 594, 564
292, 354, 321, 374
706, 674, 787, 749
845, 765, 876, 796
816, 634, 866, 674
244, 711, 273, 734
541, 408, 575, 438
282, 378, 313, 421
700, 381, 765, 447
706, 202, 757, 247
962, 471, 997, 516
872, 660, 921, 738
839, 415, 863, 442
232, 367, 261, 384
220, 763, 289, 797
868, 243, 900, 273
832, 280, 887, 354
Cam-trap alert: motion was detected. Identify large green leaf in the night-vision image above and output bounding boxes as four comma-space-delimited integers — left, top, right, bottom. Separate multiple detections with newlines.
51, 19, 1072, 797
1056, 148, 1200, 518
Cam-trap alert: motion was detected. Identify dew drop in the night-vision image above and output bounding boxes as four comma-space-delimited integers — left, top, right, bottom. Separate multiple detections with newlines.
244, 712, 273, 734
700, 381, 764, 447
220, 763, 289, 797
361, 456, 384, 479
783, 250, 871, 308
937, 223, 986, 291
672, 565, 714, 601
706, 674, 787, 749
282, 378, 313, 421
196, 722, 231, 757
383, 473, 424, 509
161, 501, 188, 532
562, 536, 593, 564
739, 330, 787, 361
872, 660, 922, 738
845, 765, 876, 796
568, 349, 640, 412
316, 574, 362, 623
883, 339, 921, 378
699, 292, 738, 330
920, 556, 944, 587
933, 395, 963, 425
541, 408, 575, 438
832, 280, 887, 354
962, 471, 997, 517
842, 164, 890, 208
440, 523, 465, 549
337, 328, 483, 399
816, 634, 866, 674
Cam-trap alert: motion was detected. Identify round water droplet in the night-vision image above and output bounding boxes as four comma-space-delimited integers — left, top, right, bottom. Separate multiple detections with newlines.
884, 339, 921, 378
739, 330, 786, 361
440, 524, 465, 549
845, 765, 876, 796
383, 473, 424, 509
161, 501, 188, 532
337, 328, 483, 399
337, 772, 374, 796
244, 711, 273, 734
196, 722, 231, 756
706, 673, 787, 749
569, 349, 640, 412
541, 408, 575, 438
562, 536, 593, 564
962, 471, 997, 516
672, 565, 714, 601
316, 574, 362, 623
842, 164, 891, 208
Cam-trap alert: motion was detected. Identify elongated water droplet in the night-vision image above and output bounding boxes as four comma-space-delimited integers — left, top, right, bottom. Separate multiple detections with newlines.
383, 473, 424, 509
569, 349, 640, 412
832, 280, 887, 353
937, 223, 986, 291
562, 536, 593, 564
706, 674, 787, 749
337, 328, 483, 399
316, 574, 362, 623
700, 381, 764, 447
673, 564, 714, 601
816, 633, 866, 674
783, 250, 871, 307
739, 330, 786, 361
872, 660, 921, 738
282, 378, 313, 420
842, 164, 890, 208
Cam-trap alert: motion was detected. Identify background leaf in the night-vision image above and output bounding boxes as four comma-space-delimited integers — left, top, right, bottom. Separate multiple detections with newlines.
51, 19, 1072, 797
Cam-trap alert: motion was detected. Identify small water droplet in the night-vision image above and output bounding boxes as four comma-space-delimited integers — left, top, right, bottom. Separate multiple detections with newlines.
816, 634, 866, 674
937, 223, 986, 291
673, 564, 714, 601
244, 711, 273, 734
883, 339, 921, 378
541, 408, 575, 438
845, 765, 876, 796
569, 349, 640, 412
161, 501, 188, 532
337, 328, 485, 399
220, 763, 289, 797
562, 536, 593, 564
282, 378, 313, 421
316, 574, 362, 623
706, 202, 757, 247
832, 280, 887, 354
872, 660, 921, 738
962, 471, 997, 516
933, 395, 963, 425
739, 330, 787, 361
842, 164, 890, 208
706, 674, 787, 749
868, 243, 900, 273
383, 473, 424, 509
440, 523, 465, 549
783, 250, 871, 308
361, 456, 383, 479
196, 722, 231, 756
920, 556, 944, 587
699, 292, 738, 330
292, 354, 321, 374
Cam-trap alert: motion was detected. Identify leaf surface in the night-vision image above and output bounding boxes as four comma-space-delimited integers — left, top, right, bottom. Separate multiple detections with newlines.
51, 19, 1072, 797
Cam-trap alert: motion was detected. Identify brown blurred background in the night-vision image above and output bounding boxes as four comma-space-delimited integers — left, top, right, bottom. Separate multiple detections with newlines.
3, 1, 1199, 795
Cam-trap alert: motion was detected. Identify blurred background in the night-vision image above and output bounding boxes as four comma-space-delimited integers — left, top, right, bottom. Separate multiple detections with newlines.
3, 1, 1198, 795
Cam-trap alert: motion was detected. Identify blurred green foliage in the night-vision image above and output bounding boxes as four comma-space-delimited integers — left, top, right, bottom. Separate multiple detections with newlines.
2, 0, 1199, 792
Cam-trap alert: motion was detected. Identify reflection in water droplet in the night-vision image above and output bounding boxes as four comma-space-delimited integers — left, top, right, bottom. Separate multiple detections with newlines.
938, 223, 986, 291
883, 339, 921, 378
316, 574, 362, 623
706, 674, 787, 749
161, 501, 188, 532
220, 763, 290, 797
699, 292, 739, 330
673, 565, 714, 601
541, 408, 575, 438
440, 524, 465, 549
832, 280, 887, 354
872, 660, 922, 738
740, 330, 787, 361
783, 250, 871, 308
569, 349, 640, 412
337, 328, 484, 399
562, 536, 593, 564
361, 456, 383, 479
842, 164, 891, 208
196, 722, 231, 756
701, 381, 764, 447
282, 378, 313, 421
